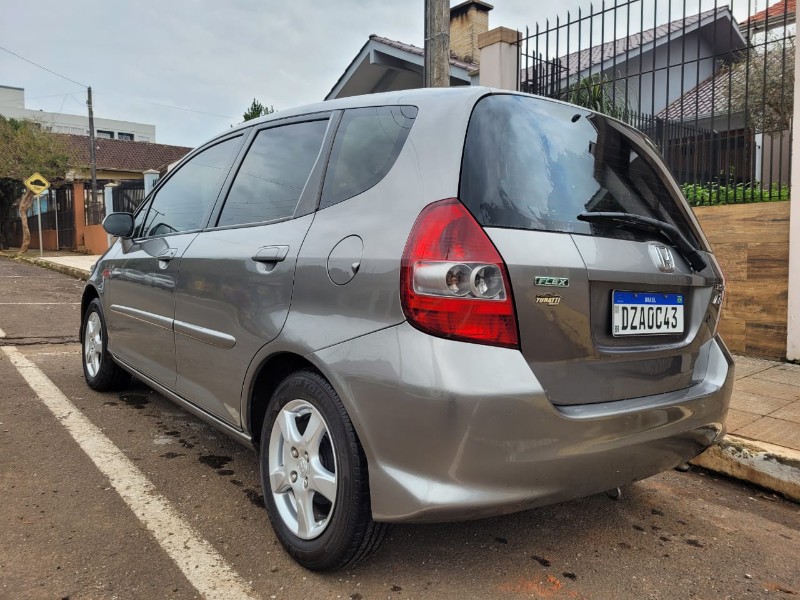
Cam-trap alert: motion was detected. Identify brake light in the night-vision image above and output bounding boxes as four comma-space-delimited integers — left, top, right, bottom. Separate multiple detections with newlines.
400, 199, 519, 348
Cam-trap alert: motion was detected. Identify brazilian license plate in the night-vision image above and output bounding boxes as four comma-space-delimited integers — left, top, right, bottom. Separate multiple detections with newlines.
612, 291, 684, 336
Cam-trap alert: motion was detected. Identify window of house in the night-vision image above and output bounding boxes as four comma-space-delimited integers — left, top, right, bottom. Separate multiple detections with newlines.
96, 130, 114, 139
118, 132, 134, 141
217, 119, 328, 227
136, 136, 243, 237
319, 105, 417, 209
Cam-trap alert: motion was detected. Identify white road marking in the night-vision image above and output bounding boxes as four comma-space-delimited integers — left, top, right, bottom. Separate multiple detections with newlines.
0, 302, 81, 305
2, 346, 258, 600
0, 327, 5, 338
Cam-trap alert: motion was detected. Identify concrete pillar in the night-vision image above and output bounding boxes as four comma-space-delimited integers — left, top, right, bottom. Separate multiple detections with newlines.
788, 40, 800, 360
73, 181, 86, 250
104, 183, 117, 248
477, 27, 520, 90
143, 169, 159, 196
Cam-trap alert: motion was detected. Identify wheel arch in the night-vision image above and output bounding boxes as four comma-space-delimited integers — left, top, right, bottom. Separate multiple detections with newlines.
80, 284, 101, 342
246, 351, 324, 448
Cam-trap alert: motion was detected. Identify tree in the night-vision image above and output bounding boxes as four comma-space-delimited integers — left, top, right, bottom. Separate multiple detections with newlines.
563, 74, 630, 120
729, 35, 795, 134
0, 116, 69, 252
242, 98, 275, 121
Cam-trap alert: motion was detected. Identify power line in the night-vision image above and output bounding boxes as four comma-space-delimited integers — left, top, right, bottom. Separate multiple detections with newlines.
0, 45, 236, 120
0, 45, 87, 88
93, 90, 237, 120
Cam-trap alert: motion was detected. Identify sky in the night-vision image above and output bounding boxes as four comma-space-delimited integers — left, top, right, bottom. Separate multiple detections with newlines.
0, 0, 766, 148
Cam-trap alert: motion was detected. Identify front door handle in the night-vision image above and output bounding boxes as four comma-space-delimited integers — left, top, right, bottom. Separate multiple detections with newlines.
157, 248, 177, 261
252, 245, 289, 263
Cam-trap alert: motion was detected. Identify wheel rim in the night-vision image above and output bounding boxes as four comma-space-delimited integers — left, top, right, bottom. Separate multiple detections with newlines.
83, 312, 103, 378
268, 399, 338, 540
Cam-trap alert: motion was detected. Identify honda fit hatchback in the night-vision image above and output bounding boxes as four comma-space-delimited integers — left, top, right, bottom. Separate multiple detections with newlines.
83, 87, 733, 571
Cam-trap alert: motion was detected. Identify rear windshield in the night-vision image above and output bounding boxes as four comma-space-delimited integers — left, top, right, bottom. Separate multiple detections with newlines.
459, 94, 698, 245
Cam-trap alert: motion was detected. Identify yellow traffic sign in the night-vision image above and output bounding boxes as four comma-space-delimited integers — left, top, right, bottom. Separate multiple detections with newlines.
24, 172, 50, 195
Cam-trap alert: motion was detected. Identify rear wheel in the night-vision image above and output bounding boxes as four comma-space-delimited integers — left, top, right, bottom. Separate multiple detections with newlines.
260, 370, 388, 570
82, 298, 130, 391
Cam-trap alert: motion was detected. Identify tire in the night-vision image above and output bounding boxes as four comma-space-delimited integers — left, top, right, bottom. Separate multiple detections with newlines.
260, 370, 388, 571
82, 298, 131, 392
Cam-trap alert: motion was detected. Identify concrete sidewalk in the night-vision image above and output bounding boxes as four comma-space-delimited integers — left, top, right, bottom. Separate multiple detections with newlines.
4, 249, 799, 502
0, 250, 100, 281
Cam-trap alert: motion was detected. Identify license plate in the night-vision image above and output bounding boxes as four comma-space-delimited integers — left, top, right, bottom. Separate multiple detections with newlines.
612, 291, 684, 336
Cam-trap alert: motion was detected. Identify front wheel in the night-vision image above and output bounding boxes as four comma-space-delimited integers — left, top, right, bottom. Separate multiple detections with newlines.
82, 298, 130, 392
260, 370, 388, 571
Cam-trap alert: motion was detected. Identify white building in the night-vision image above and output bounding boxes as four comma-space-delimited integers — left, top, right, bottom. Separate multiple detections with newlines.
0, 85, 156, 143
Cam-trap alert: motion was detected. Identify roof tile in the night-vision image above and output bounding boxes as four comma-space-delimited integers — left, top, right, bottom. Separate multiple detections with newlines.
57, 134, 192, 173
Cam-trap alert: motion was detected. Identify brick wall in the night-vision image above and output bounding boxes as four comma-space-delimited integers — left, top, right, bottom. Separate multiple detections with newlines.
693, 201, 790, 359
450, 6, 488, 64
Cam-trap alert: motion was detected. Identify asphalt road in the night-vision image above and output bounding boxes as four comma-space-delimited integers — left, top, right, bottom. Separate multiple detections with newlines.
1, 257, 798, 600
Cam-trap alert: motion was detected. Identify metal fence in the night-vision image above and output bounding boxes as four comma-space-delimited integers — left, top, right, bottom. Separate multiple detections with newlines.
517, 0, 795, 203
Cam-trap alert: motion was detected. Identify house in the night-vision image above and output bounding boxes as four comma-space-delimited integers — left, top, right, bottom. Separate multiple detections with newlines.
523, 7, 747, 120
326, 0, 492, 100
0, 85, 156, 142
741, 0, 796, 35
655, 0, 795, 186
11, 134, 191, 254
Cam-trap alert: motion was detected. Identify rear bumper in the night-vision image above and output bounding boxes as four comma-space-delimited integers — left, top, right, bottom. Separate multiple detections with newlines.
311, 323, 733, 523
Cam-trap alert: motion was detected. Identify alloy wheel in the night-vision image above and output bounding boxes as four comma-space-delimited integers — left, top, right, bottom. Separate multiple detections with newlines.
268, 399, 338, 540
84, 311, 103, 378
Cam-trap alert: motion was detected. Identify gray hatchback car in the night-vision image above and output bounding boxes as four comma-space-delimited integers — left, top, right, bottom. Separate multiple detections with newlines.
83, 87, 733, 571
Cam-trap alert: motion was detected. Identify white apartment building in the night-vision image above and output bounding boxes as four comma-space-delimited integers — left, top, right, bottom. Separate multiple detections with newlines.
0, 85, 156, 142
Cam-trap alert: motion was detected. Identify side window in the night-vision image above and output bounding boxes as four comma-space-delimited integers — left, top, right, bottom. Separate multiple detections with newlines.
138, 136, 242, 237
320, 105, 417, 209
217, 120, 329, 227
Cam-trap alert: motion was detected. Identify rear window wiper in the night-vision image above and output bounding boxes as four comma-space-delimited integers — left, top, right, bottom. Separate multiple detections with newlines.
577, 211, 707, 272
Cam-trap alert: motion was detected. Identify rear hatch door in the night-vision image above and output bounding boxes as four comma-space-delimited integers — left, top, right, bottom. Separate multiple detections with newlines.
459, 93, 723, 405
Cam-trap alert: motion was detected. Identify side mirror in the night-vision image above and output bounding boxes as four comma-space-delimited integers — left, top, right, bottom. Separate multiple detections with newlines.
103, 212, 134, 238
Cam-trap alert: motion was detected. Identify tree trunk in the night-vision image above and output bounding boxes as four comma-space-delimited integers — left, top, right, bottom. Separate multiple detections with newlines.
18, 190, 33, 253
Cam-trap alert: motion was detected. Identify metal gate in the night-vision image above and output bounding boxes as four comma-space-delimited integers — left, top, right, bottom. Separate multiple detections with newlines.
112, 180, 146, 214
55, 186, 74, 250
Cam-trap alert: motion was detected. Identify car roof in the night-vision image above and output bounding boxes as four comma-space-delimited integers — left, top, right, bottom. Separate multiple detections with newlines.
227, 86, 494, 135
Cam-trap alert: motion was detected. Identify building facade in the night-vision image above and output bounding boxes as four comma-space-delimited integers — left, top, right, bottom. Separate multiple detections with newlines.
0, 85, 156, 142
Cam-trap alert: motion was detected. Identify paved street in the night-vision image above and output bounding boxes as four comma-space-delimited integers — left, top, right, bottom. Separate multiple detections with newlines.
1, 258, 799, 600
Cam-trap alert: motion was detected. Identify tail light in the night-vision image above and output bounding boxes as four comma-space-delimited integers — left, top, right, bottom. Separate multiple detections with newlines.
400, 199, 519, 348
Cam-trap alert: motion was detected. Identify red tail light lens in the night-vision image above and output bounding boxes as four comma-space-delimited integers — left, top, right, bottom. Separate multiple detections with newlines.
400, 199, 519, 348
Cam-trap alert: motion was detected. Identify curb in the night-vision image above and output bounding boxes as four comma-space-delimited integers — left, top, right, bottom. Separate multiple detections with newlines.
2, 253, 91, 281
691, 435, 800, 503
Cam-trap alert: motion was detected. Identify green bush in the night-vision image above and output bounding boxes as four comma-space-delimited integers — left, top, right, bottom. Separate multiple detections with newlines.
681, 181, 790, 206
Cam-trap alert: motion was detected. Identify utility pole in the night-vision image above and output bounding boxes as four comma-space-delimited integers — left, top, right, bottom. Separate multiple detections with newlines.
424, 0, 450, 88
87, 86, 98, 215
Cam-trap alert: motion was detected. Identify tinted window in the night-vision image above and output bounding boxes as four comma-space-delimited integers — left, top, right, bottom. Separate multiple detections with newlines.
460, 95, 698, 245
137, 136, 242, 237
320, 106, 417, 209
218, 120, 328, 227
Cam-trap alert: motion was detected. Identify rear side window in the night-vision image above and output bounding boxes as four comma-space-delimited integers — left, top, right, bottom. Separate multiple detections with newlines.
459, 95, 698, 245
320, 105, 417, 209
218, 120, 329, 227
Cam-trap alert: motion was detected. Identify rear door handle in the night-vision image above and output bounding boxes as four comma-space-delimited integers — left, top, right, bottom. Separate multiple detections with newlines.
252, 245, 289, 263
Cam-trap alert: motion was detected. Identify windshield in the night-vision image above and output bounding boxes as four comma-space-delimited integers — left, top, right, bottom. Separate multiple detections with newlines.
459, 94, 699, 246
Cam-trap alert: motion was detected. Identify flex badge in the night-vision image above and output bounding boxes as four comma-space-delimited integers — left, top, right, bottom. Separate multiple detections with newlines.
534, 276, 569, 287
